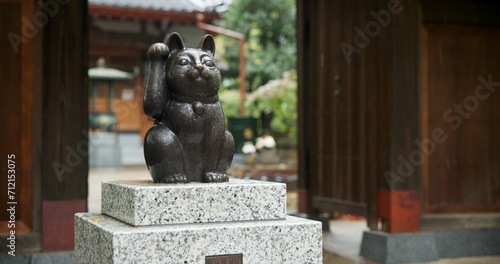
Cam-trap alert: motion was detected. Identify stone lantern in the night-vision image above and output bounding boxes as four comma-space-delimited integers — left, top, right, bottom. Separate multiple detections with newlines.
88, 57, 139, 131
88, 58, 139, 168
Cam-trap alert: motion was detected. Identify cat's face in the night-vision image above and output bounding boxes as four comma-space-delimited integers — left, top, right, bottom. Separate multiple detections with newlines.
163, 33, 221, 99
166, 48, 221, 98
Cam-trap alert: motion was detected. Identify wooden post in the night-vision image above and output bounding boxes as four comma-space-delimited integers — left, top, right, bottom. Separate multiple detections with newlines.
40, 0, 89, 251
376, 0, 422, 233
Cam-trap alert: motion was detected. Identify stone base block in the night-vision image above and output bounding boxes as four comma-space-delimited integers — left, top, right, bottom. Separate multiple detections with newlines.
360, 229, 500, 264
360, 231, 438, 264
101, 179, 286, 226
75, 213, 322, 264
434, 229, 500, 258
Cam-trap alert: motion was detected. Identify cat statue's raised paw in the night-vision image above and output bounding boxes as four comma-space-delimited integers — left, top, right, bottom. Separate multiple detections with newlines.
143, 32, 234, 183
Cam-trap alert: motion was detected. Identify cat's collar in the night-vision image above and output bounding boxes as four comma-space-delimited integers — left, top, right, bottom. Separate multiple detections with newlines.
169, 93, 219, 104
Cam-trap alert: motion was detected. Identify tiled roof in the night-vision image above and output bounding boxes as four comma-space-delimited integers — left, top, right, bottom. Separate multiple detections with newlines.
89, 0, 231, 14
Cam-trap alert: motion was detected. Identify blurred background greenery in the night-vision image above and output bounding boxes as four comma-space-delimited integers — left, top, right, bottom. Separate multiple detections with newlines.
215, 0, 297, 145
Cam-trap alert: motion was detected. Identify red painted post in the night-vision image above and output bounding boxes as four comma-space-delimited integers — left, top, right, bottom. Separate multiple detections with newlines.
196, 19, 246, 116
377, 190, 420, 233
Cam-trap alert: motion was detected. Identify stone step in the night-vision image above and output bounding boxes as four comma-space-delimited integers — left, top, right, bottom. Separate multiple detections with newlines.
75, 213, 322, 264
101, 178, 287, 226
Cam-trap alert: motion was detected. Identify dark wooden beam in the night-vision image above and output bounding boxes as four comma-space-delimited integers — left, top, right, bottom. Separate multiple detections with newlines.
297, 0, 313, 214
89, 5, 220, 24
90, 43, 143, 58
0, 1, 22, 223
90, 27, 161, 49
422, 0, 500, 27
20, 0, 34, 231
313, 196, 367, 216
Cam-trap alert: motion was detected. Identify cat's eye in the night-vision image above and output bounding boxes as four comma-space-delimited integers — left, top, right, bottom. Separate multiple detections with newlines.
203, 60, 215, 67
177, 59, 189, 66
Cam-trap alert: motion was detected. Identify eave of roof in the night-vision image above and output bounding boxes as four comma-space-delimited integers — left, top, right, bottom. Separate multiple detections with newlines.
88, 0, 227, 23
88, 65, 139, 81
88, 0, 217, 13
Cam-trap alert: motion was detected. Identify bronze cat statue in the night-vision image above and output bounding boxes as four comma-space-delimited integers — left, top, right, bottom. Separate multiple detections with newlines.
143, 32, 234, 183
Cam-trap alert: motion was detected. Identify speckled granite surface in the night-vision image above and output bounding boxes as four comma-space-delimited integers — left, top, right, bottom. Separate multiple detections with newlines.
75, 213, 322, 264
101, 178, 287, 226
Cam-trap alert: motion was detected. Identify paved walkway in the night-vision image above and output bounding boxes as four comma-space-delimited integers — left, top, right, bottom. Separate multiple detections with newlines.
88, 165, 150, 213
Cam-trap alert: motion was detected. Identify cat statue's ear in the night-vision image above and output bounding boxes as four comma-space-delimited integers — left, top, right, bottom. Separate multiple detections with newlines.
165, 32, 185, 52
197, 34, 216, 56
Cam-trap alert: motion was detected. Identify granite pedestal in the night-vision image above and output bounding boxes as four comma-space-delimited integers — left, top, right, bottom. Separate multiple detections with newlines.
101, 179, 287, 226
75, 178, 322, 263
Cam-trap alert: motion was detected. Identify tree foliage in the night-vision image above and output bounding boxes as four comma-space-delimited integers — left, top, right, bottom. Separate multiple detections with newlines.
246, 70, 297, 144
217, 0, 296, 91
